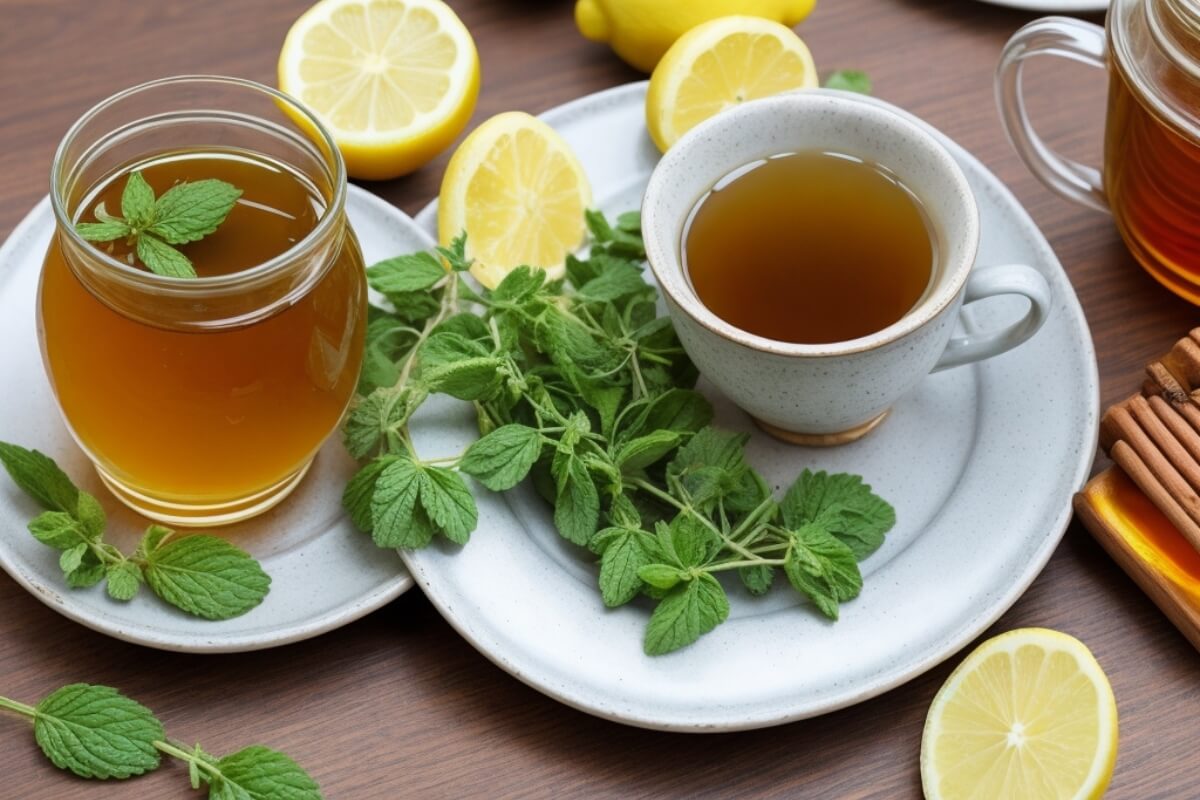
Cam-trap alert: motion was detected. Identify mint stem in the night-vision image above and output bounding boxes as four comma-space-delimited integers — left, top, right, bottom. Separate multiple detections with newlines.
154, 739, 220, 780
0, 696, 38, 719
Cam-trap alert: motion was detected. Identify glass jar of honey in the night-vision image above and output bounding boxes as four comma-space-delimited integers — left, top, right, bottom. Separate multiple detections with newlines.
41, 76, 367, 526
997, 0, 1200, 303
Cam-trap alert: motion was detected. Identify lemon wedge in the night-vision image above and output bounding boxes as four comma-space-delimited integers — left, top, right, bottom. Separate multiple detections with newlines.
278, 0, 480, 180
921, 628, 1119, 800
438, 112, 591, 289
645, 15, 818, 152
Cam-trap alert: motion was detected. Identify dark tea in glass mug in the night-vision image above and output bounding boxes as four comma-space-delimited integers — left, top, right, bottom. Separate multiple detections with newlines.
997, 0, 1200, 303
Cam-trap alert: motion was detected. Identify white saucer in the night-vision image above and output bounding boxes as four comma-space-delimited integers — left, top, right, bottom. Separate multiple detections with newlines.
409, 82, 1100, 731
977, 0, 1107, 12
0, 185, 417, 653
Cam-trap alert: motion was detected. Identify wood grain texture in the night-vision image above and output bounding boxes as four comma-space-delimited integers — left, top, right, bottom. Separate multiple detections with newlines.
1, 0, 1199, 797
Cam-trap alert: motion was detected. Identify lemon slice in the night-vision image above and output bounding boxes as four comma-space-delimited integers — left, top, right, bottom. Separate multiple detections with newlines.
921, 628, 1119, 800
645, 15, 818, 152
278, 0, 480, 180
439, 112, 592, 289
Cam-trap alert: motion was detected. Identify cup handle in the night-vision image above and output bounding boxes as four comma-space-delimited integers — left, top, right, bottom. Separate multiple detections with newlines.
933, 265, 1053, 372
995, 17, 1110, 213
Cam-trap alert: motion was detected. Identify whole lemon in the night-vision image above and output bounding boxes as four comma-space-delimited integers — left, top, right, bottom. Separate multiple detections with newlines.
575, 0, 817, 73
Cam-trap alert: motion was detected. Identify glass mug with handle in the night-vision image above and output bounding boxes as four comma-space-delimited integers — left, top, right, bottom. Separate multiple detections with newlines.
997, 0, 1200, 304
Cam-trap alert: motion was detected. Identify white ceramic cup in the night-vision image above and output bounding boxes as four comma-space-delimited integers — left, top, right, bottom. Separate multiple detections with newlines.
641, 90, 1053, 445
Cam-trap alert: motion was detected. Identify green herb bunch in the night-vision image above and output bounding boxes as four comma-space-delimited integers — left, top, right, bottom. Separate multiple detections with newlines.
0, 443, 270, 620
343, 211, 896, 654
0, 683, 320, 798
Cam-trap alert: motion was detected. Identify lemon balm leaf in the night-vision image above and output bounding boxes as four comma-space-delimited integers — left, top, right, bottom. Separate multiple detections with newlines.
419, 467, 477, 545
136, 235, 197, 279
781, 470, 895, 559
105, 561, 143, 602
366, 252, 447, 294
644, 574, 729, 655
458, 425, 542, 492
142, 535, 270, 620
32, 684, 164, 780
149, 179, 242, 245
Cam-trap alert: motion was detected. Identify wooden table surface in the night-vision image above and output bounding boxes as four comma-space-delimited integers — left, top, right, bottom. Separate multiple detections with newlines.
2, 0, 1198, 797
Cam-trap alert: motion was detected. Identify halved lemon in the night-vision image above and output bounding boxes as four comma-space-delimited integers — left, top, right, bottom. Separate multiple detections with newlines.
439, 112, 591, 289
921, 628, 1119, 800
645, 15, 818, 152
278, 0, 480, 180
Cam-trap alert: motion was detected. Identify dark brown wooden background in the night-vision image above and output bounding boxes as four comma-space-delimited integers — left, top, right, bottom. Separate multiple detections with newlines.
1, 0, 1198, 797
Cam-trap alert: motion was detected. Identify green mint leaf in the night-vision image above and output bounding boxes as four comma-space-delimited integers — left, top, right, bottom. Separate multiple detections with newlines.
784, 523, 863, 620
666, 427, 751, 507
343, 387, 424, 459
459, 424, 542, 492
615, 430, 681, 473
75, 220, 131, 242
436, 232, 471, 272
366, 252, 446, 295
781, 470, 896, 559
142, 535, 271, 620
120, 172, 157, 230
136, 234, 197, 278
420, 331, 490, 371
133, 525, 173, 561
644, 573, 729, 655
629, 389, 713, 438
419, 467, 477, 545
606, 492, 642, 531
564, 254, 599, 288
575, 260, 649, 303
823, 69, 872, 95
667, 512, 721, 568
432, 311, 490, 341
28, 511, 87, 550
739, 564, 775, 596
33, 684, 164, 779
59, 543, 87, 574
206, 745, 322, 800
554, 458, 599, 546
638, 563, 684, 590
105, 560, 142, 602
584, 209, 615, 242
65, 551, 106, 589
358, 345, 401, 394
383, 289, 441, 323
370, 458, 431, 549
596, 529, 652, 607
342, 457, 395, 533
76, 492, 106, 541
148, 179, 242, 244
423, 357, 505, 401
490, 265, 546, 304
0, 442, 80, 513
616, 211, 641, 233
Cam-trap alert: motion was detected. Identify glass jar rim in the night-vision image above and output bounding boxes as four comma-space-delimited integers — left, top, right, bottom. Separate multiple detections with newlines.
49, 74, 348, 294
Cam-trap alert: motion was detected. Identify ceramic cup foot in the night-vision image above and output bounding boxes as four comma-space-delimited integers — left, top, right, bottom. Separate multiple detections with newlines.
95, 459, 313, 527
752, 410, 891, 447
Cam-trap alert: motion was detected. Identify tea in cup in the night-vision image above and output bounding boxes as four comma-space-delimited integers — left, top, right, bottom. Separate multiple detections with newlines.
641, 90, 1052, 445
997, 0, 1200, 303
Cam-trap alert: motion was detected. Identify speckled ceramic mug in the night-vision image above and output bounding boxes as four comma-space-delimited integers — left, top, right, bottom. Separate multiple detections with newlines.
642, 90, 1053, 445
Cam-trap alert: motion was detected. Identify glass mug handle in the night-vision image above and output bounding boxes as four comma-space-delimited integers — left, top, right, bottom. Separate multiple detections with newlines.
934, 265, 1053, 372
996, 17, 1110, 213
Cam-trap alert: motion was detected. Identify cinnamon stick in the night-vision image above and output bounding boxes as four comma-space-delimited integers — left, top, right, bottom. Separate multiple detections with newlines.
1163, 337, 1200, 392
1146, 361, 1191, 406
1101, 405, 1200, 529
1146, 394, 1200, 465
1109, 441, 1200, 552
1127, 395, 1200, 494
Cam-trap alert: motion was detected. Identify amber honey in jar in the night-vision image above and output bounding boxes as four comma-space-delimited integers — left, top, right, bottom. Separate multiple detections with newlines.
40, 77, 366, 525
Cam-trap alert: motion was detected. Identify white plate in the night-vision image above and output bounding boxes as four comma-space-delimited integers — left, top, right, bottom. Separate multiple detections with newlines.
977, 0, 1107, 12
409, 82, 1099, 731
0, 185, 417, 653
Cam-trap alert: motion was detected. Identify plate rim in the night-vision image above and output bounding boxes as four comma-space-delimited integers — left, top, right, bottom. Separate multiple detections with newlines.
407, 80, 1100, 731
0, 185, 414, 654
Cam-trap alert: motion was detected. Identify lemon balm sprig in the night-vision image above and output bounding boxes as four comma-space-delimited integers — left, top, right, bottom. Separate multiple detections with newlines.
0, 683, 321, 797
75, 171, 242, 278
